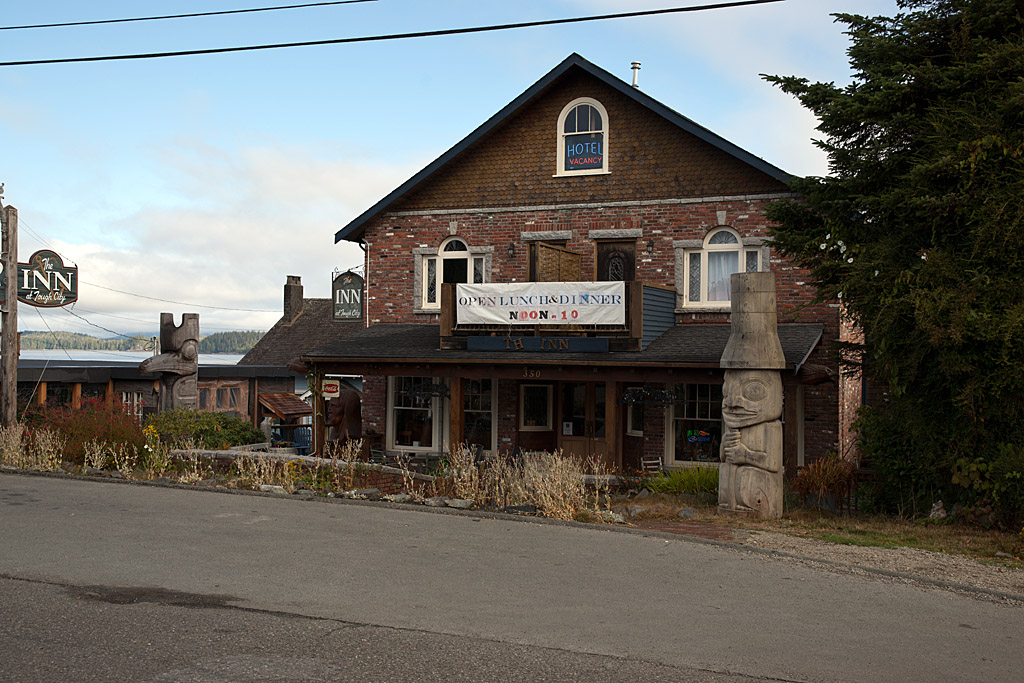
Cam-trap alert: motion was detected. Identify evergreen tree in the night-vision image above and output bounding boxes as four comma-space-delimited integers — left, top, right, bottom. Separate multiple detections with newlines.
765, 1, 1024, 512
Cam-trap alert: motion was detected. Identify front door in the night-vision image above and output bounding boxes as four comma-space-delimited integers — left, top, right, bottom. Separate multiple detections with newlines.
559, 381, 611, 466
596, 240, 636, 282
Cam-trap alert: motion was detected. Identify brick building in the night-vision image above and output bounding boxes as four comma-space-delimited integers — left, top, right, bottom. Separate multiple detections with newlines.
304, 53, 840, 472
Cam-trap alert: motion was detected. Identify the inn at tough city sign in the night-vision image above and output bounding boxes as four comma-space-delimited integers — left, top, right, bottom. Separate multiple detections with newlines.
0, 249, 78, 308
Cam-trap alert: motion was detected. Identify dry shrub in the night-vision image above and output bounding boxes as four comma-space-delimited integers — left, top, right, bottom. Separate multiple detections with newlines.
82, 439, 109, 470
324, 439, 363, 492
176, 451, 212, 484
233, 451, 282, 489
110, 442, 139, 479
432, 447, 609, 521
794, 455, 856, 511
0, 424, 29, 469
0, 426, 65, 472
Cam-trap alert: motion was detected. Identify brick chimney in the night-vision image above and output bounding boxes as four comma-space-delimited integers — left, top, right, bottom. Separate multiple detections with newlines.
283, 275, 303, 324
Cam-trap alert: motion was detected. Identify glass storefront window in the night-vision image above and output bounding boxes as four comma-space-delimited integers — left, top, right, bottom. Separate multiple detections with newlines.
669, 383, 723, 464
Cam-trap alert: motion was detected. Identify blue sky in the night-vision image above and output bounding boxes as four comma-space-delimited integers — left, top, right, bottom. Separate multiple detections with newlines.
0, 0, 899, 336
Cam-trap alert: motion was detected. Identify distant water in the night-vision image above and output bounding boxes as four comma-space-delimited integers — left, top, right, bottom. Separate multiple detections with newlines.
18, 350, 243, 365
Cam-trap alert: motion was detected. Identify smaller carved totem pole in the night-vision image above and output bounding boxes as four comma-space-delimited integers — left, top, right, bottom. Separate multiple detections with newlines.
718, 272, 786, 519
139, 313, 199, 412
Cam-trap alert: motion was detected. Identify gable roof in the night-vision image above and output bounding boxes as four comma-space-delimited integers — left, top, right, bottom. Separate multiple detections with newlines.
335, 53, 789, 244
238, 298, 363, 367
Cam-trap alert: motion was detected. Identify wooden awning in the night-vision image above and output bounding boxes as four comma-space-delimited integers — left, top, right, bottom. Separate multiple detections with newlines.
258, 393, 312, 420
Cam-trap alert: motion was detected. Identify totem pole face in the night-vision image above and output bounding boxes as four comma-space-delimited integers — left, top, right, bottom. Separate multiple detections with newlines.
721, 369, 783, 429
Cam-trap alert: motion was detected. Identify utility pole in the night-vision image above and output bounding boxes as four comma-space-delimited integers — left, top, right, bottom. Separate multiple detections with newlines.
1, 188, 18, 427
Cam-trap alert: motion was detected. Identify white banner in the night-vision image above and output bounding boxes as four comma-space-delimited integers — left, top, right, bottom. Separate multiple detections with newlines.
456, 281, 625, 326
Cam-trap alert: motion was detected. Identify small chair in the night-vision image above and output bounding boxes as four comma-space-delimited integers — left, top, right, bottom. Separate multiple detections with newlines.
293, 426, 312, 456
640, 455, 662, 474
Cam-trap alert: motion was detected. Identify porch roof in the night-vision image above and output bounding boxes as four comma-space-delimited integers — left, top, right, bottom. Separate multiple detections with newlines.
258, 392, 313, 421
302, 323, 823, 372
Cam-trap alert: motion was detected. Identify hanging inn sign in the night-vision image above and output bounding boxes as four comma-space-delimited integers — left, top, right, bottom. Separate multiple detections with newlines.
0, 250, 78, 308
332, 270, 364, 320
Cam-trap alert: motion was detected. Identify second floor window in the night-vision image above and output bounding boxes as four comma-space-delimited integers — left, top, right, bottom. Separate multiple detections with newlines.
680, 227, 763, 307
421, 237, 486, 309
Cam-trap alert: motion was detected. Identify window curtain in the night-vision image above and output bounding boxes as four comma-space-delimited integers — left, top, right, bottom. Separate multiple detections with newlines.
707, 251, 738, 301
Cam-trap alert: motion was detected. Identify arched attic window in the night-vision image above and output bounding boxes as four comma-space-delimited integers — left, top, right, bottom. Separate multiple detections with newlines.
556, 97, 609, 176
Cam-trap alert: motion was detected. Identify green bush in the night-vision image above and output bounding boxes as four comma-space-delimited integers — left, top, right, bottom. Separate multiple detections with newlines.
42, 397, 145, 464
146, 409, 264, 449
855, 405, 951, 517
642, 465, 718, 499
990, 443, 1024, 528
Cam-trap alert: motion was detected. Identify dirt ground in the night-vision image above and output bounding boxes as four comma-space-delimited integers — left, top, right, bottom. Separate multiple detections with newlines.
631, 518, 1024, 603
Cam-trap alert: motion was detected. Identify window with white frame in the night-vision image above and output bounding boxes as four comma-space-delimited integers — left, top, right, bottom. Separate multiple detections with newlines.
388, 376, 443, 451
519, 384, 553, 431
680, 227, 763, 307
463, 378, 496, 453
556, 97, 609, 176
420, 237, 487, 309
666, 383, 723, 465
121, 391, 144, 423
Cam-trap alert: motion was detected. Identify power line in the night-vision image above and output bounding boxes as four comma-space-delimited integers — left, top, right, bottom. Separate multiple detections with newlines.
0, 1, 785, 67
17, 216, 75, 265
62, 306, 154, 348
1, 1, 378, 31
79, 280, 279, 312
34, 307, 74, 360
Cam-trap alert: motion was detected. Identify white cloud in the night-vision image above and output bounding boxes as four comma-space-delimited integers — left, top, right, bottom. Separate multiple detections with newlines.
25, 141, 417, 335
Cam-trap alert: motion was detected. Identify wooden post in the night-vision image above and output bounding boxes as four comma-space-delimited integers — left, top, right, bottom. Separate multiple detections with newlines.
602, 381, 617, 470
71, 382, 82, 409
448, 376, 464, 454
36, 381, 46, 407
1, 204, 18, 426
106, 380, 114, 409
312, 368, 325, 457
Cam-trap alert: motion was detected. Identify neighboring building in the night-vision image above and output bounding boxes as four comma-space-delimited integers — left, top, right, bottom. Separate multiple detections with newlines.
239, 275, 364, 440
238, 275, 363, 372
16, 358, 297, 424
303, 53, 840, 472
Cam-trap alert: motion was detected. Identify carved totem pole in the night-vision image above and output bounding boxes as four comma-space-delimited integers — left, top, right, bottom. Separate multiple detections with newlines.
139, 313, 199, 411
718, 272, 786, 519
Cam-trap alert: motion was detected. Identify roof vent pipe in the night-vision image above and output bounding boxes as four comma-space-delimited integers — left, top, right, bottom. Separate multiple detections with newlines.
631, 61, 641, 88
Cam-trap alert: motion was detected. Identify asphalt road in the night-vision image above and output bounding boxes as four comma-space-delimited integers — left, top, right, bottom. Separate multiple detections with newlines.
2, 472, 1023, 682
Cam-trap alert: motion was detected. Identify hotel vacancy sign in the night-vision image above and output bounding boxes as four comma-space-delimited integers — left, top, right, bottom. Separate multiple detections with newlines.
332, 271, 363, 320
457, 282, 625, 326
0, 250, 78, 307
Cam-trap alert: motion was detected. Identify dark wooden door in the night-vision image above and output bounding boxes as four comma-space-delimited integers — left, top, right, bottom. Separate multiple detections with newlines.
596, 240, 636, 281
559, 381, 611, 466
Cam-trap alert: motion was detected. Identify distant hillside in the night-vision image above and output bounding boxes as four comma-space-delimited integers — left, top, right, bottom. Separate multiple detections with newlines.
197, 331, 265, 354
20, 330, 266, 354
20, 331, 152, 351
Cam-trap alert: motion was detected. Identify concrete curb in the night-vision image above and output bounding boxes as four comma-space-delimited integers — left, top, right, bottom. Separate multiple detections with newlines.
4, 467, 1023, 604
